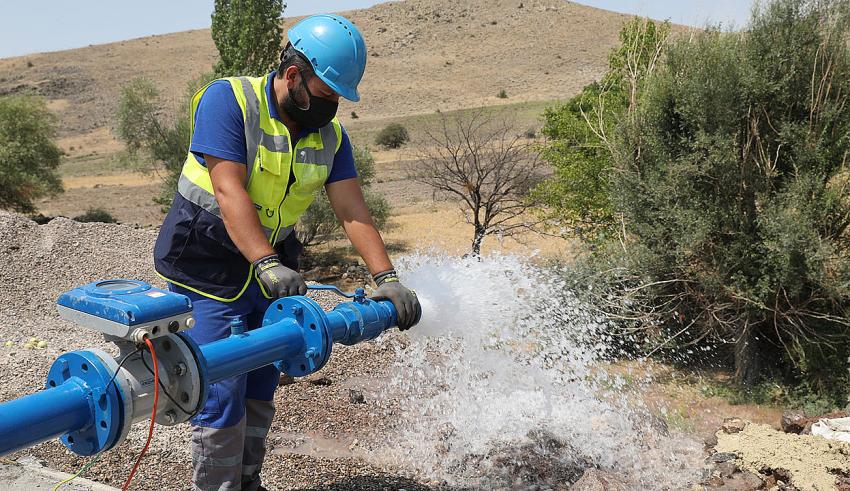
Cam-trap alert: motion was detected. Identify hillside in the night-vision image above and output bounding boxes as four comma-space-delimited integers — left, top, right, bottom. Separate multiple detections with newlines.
0, 0, 645, 151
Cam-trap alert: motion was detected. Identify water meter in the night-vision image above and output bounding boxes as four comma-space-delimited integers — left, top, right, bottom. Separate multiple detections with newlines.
57, 279, 194, 342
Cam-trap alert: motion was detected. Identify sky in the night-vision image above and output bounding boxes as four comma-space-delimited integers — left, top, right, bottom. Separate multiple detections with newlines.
0, 1, 756, 59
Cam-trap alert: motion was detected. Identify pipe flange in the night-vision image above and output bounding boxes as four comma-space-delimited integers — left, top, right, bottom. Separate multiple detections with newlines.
264, 296, 331, 377
149, 335, 204, 425
46, 351, 123, 456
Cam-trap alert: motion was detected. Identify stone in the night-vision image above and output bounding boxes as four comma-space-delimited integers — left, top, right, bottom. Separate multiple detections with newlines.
723, 470, 765, 490
722, 418, 747, 434
571, 469, 628, 491
781, 410, 807, 434
704, 475, 725, 487
348, 388, 366, 404
717, 461, 739, 478
711, 452, 738, 463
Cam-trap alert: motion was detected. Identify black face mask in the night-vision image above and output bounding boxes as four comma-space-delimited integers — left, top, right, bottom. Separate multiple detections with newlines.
281, 74, 338, 129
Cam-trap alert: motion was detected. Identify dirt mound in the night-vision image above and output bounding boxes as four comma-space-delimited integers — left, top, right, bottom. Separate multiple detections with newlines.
0, 0, 667, 142
714, 422, 850, 490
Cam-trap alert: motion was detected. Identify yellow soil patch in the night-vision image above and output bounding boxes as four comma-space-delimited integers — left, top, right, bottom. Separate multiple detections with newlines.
381, 202, 574, 257
62, 172, 151, 189
716, 422, 850, 490
58, 127, 122, 158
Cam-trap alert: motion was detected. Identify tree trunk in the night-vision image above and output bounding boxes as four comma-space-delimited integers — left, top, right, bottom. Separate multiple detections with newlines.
734, 324, 761, 386
471, 227, 485, 256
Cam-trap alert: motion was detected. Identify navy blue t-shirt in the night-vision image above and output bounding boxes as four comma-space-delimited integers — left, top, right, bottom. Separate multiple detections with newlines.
189, 72, 357, 184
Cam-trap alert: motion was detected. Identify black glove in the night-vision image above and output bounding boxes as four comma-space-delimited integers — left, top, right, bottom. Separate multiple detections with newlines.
253, 254, 307, 298
371, 269, 421, 331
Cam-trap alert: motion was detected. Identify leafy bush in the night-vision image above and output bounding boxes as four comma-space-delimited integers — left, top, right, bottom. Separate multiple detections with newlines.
115, 74, 214, 210
497, 89, 508, 99
211, 0, 285, 77
73, 208, 118, 224
533, 18, 669, 238
606, 0, 850, 386
0, 95, 63, 213
297, 145, 391, 248
375, 123, 410, 149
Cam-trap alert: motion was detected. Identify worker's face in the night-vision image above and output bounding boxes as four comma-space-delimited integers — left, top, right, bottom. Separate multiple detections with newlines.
280, 65, 339, 128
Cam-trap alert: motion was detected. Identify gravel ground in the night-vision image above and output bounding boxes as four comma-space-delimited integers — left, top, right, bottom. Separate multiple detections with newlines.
0, 212, 442, 490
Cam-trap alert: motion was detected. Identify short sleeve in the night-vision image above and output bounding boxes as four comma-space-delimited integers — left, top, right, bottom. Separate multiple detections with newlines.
189, 80, 248, 165
326, 126, 358, 184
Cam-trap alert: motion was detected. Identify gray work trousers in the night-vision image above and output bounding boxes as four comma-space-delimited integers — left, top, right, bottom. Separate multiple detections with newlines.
191, 398, 276, 491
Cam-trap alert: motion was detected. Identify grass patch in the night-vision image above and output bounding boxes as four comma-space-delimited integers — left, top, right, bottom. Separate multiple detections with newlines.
344, 99, 556, 147
59, 151, 128, 177
697, 377, 848, 416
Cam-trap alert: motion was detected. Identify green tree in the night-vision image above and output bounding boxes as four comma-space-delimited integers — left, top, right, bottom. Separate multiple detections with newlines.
211, 0, 286, 77
115, 75, 214, 209
375, 123, 410, 149
533, 18, 670, 237
297, 145, 391, 248
73, 208, 118, 224
0, 95, 63, 213
609, 0, 850, 390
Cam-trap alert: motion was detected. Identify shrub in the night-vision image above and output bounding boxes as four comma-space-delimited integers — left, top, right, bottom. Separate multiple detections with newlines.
607, 0, 850, 386
533, 18, 669, 237
0, 95, 63, 213
350, 111, 359, 119
211, 0, 285, 77
297, 145, 391, 248
497, 89, 508, 99
115, 74, 214, 210
375, 123, 409, 149
73, 208, 118, 224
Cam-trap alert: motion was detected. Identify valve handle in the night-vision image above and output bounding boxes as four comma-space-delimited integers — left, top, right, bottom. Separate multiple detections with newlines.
307, 284, 366, 302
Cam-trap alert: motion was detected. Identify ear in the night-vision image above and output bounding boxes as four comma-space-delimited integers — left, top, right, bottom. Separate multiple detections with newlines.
282, 65, 301, 91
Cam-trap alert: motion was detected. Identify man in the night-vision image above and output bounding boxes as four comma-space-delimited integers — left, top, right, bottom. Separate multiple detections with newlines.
153, 14, 420, 491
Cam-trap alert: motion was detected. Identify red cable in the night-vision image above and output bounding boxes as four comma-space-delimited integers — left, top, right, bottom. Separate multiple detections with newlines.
122, 338, 160, 491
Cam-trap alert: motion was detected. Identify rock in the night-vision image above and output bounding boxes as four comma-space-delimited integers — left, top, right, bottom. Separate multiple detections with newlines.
717, 461, 738, 478
781, 410, 807, 434
704, 432, 719, 448
704, 475, 725, 487
711, 452, 738, 463
722, 418, 747, 434
723, 470, 765, 490
348, 388, 366, 404
571, 469, 628, 491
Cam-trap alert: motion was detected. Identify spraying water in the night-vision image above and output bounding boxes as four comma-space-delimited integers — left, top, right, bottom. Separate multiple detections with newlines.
371, 253, 703, 489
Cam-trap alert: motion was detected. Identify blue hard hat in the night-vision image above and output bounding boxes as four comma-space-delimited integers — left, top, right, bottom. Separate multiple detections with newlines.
288, 14, 367, 102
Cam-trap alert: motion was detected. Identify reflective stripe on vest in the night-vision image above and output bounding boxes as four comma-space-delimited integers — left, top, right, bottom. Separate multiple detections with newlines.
165, 74, 341, 300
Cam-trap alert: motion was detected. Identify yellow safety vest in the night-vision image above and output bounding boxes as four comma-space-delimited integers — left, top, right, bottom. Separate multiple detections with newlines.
155, 74, 342, 301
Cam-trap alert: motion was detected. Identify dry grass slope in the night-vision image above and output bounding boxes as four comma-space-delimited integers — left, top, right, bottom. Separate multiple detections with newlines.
0, 0, 639, 143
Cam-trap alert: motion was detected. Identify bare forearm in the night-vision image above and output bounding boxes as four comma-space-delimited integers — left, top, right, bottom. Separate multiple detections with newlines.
342, 219, 393, 275
327, 179, 393, 275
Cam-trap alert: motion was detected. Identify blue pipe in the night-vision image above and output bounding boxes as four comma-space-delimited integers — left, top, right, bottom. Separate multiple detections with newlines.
327, 299, 398, 345
202, 317, 304, 384
0, 292, 405, 457
0, 380, 92, 455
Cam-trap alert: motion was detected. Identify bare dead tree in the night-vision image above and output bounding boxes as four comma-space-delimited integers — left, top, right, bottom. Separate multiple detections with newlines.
410, 110, 547, 255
